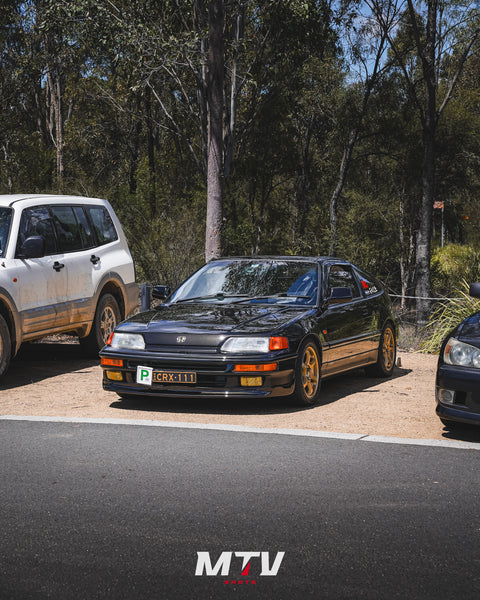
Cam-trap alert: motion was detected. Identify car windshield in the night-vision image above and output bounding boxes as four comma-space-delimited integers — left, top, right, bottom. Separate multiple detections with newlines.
0, 207, 12, 258
170, 260, 319, 306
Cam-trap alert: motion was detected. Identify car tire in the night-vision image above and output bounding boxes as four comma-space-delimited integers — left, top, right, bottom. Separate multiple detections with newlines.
0, 314, 11, 378
366, 322, 396, 377
81, 293, 121, 355
292, 339, 321, 406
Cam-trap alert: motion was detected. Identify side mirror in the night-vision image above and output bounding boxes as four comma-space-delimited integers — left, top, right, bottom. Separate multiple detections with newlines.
469, 282, 480, 298
19, 236, 45, 259
328, 287, 353, 305
152, 285, 171, 301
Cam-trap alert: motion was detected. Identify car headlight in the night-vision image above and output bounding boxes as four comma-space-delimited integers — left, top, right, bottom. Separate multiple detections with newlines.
221, 336, 288, 354
221, 337, 271, 353
444, 337, 480, 368
109, 332, 145, 350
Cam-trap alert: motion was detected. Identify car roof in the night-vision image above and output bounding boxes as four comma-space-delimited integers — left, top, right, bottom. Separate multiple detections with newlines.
0, 194, 108, 208
208, 256, 350, 265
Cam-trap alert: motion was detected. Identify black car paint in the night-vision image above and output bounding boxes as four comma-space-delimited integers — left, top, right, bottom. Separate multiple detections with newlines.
436, 309, 480, 426
100, 257, 396, 400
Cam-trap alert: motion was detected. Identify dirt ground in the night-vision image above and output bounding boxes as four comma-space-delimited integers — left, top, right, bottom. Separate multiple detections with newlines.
1, 340, 480, 444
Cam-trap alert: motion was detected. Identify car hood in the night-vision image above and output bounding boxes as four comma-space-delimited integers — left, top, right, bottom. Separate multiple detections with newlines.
454, 311, 480, 346
117, 303, 314, 348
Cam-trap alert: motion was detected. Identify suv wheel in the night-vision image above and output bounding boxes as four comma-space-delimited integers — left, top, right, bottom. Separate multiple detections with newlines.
0, 314, 12, 378
81, 293, 121, 355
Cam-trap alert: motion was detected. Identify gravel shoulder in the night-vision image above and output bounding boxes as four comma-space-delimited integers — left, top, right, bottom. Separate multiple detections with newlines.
1, 341, 480, 443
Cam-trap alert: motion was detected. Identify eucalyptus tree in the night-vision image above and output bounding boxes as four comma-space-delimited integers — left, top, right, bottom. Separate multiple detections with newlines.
368, 0, 480, 325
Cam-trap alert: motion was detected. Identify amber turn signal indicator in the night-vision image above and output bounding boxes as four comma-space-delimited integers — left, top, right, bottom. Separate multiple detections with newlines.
234, 363, 278, 372
269, 336, 288, 350
101, 357, 124, 367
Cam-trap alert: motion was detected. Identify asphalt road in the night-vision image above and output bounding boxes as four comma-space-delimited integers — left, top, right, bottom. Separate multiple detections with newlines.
1, 419, 479, 600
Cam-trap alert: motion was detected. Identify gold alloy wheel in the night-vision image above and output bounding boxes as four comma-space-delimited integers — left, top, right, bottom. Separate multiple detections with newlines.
301, 344, 320, 399
382, 326, 395, 371
100, 305, 117, 344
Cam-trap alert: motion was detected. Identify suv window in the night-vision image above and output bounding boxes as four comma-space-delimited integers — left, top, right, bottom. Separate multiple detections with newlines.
85, 206, 118, 246
50, 206, 84, 252
327, 265, 361, 299
16, 206, 57, 256
72, 206, 95, 248
0, 207, 12, 258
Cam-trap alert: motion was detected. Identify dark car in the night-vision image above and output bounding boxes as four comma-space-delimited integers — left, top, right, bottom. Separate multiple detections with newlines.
100, 257, 397, 406
436, 282, 480, 426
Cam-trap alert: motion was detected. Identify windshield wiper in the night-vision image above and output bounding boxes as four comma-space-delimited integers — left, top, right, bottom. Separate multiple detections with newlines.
174, 293, 250, 304
235, 294, 312, 303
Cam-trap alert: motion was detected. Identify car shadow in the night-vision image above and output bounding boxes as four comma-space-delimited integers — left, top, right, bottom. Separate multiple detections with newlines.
440, 422, 480, 444
0, 340, 98, 391
109, 366, 413, 417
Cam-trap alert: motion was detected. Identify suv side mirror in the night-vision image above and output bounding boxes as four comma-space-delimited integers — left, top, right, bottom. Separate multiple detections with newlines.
469, 282, 480, 298
152, 285, 171, 301
328, 287, 353, 305
19, 236, 45, 259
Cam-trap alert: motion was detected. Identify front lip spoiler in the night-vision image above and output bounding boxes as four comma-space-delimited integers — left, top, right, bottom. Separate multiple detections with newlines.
102, 381, 294, 398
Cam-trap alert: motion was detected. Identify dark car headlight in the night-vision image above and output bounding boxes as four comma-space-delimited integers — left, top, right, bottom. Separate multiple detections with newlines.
444, 337, 480, 368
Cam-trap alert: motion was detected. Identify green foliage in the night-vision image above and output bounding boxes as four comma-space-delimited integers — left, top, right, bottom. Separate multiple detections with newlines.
422, 281, 480, 353
0, 0, 479, 301
431, 244, 480, 297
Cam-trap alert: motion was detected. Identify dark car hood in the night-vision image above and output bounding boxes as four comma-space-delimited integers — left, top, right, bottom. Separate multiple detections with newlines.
121, 303, 313, 334
454, 311, 480, 346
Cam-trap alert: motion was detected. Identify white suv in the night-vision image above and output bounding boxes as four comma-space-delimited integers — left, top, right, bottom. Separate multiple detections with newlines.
0, 194, 138, 377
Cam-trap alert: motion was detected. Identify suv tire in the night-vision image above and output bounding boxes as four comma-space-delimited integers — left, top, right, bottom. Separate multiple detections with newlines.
81, 293, 121, 355
0, 314, 12, 378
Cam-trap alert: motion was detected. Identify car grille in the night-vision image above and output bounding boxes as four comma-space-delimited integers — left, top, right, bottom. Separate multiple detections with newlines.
125, 358, 228, 388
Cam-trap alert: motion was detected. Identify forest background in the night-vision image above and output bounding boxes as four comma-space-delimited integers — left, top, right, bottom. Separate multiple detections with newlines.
1, 0, 480, 330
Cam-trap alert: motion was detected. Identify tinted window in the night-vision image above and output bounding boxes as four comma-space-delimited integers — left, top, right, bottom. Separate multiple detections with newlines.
327, 265, 361, 299
354, 269, 380, 297
86, 206, 118, 246
72, 206, 95, 248
16, 206, 57, 256
0, 207, 12, 258
50, 206, 83, 252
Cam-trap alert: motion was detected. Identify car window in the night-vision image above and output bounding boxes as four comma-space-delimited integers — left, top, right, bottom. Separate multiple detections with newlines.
85, 206, 118, 246
327, 265, 361, 299
16, 206, 57, 256
354, 269, 380, 297
72, 206, 95, 248
171, 260, 318, 305
0, 207, 12, 258
50, 206, 84, 252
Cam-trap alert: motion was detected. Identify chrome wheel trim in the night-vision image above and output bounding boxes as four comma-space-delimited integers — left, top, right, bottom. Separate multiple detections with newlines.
301, 345, 320, 399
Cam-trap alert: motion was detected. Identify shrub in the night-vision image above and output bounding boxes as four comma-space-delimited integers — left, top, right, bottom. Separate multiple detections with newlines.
422, 280, 480, 353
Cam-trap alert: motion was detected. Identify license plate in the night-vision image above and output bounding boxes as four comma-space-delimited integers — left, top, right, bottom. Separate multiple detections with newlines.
153, 371, 196, 384
136, 366, 196, 385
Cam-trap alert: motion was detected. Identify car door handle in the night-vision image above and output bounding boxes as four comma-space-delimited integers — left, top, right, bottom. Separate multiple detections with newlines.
90, 254, 100, 265
53, 261, 65, 272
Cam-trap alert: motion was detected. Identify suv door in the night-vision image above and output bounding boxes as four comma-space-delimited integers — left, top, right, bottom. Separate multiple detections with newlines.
49, 205, 99, 325
14, 206, 69, 333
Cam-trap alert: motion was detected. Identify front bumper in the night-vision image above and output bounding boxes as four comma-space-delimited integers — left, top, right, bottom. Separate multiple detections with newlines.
436, 363, 480, 425
100, 348, 296, 399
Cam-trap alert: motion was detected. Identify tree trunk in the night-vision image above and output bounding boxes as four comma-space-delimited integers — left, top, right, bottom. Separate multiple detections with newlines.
414, 0, 437, 326
329, 129, 357, 255
205, 0, 225, 261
